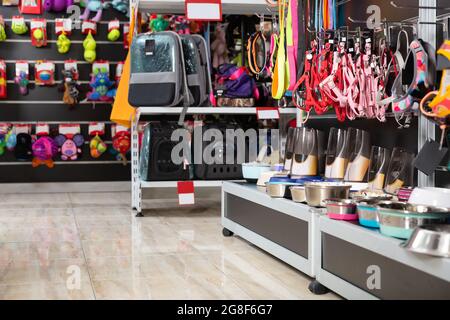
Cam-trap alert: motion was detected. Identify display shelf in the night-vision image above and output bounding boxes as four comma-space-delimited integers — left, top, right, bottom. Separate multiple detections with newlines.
314, 216, 450, 300
138, 0, 277, 15
136, 107, 298, 115
141, 180, 242, 188
221, 181, 317, 277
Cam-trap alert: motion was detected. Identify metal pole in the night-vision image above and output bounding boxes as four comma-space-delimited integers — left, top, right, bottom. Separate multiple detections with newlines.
417, 0, 436, 187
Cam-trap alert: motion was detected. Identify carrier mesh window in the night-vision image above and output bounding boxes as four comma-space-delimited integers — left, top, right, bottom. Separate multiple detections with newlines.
182, 38, 198, 75
132, 35, 176, 73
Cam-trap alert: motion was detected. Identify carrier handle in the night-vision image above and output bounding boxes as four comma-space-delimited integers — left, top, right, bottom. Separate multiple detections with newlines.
176, 33, 193, 126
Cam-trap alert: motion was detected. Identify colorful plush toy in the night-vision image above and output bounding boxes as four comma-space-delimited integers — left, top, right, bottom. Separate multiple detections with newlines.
32, 136, 58, 168
211, 23, 229, 69
14, 71, 29, 95
112, 130, 130, 165
54, 134, 84, 161
86, 69, 116, 102
83, 31, 96, 63
60, 68, 79, 107
149, 14, 169, 32
111, 0, 129, 17
43, 0, 73, 12
169, 16, 190, 34
80, 0, 108, 22
90, 134, 107, 158
5, 130, 16, 151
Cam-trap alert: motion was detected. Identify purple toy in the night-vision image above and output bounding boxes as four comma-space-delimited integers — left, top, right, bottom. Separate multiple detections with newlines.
43, 0, 74, 12
32, 136, 58, 168
54, 134, 85, 161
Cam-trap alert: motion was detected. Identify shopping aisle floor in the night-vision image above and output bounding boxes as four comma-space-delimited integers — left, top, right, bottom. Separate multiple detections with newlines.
0, 192, 340, 300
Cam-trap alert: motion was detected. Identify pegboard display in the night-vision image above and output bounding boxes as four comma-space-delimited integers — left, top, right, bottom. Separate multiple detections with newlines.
0, 5, 130, 183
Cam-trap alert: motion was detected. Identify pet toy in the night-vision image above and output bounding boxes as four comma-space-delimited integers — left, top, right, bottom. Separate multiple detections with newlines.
0, 16, 6, 41
111, 0, 129, 17
54, 134, 85, 161
86, 69, 116, 101
80, 0, 109, 22
107, 20, 120, 42
90, 134, 107, 158
60, 68, 79, 107
43, 0, 74, 12
149, 14, 169, 32
14, 71, 29, 95
11, 16, 28, 35
14, 133, 32, 161
32, 136, 58, 168
57, 32, 71, 54
0, 134, 6, 156
83, 31, 96, 63
5, 130, 16, 151
0, 60, 6, 98
169, 16, 190, 34
211, 23, 229, 69
112, 130, 130, 165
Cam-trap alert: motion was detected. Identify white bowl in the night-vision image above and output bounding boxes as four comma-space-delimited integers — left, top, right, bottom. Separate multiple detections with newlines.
408, 187, 450, 208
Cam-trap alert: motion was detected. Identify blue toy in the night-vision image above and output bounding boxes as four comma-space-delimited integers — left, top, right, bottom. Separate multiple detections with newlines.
80, 0, 109, 22
86, 69, 116, 102
111, 0, 129, 17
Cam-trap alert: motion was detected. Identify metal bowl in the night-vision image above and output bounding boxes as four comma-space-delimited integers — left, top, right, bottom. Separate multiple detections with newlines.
266, 182, 300, 198
290, 186, 306, 203
377, 202, 450, 239
356, 199, 392, 228
324, 198, 357, 221
304, 182, 352, 207
402, 224, 450, 258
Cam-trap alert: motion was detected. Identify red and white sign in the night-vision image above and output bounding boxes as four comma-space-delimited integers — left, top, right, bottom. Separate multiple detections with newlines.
256, 107, 280, 120
177, 181, 195, 205
185, 0, 222, 21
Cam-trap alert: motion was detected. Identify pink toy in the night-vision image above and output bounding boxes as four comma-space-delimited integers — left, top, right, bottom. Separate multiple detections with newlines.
54, 134, 84, 160
211, 23, 229, 69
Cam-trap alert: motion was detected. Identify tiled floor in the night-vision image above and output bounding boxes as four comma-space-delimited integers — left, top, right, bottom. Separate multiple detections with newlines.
0, 192, 340, 300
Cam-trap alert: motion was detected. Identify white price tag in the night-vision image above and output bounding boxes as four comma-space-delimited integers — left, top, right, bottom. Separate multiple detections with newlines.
36, 123, 49, 136
15, 61, 29, 76
82, 20, 97, 34
59, 124, 81, 135
89, 122, 105, 136
256, 107, 280, 120
185, 0, 222, 21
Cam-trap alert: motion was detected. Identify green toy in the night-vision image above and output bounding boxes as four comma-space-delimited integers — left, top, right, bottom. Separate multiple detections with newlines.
83, 31, 96, 63
149, 14, 169, 32
0, 135, 6, 156
0, 22, 6, 41
56, 32, 71, 54
107, 28, 120, 42
12, 19, 28, 35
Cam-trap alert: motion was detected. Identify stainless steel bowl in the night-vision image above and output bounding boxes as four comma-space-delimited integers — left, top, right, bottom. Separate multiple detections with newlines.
290, 186, 306, 203
402, 224, 450, 258
304, 182, 352, 207
323, 198, 357, 220
266, 183, 297, 198
377, 202, 450, 239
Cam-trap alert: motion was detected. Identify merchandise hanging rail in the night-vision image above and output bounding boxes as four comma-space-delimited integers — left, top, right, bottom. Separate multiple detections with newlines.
137, 0, 278, 15
136, 106, 298, 115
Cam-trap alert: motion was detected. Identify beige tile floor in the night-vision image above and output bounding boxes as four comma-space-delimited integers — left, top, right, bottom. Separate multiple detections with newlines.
0, 192, 340, 300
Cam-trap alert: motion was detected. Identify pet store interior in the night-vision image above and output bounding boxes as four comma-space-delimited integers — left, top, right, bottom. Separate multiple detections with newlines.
0, 0, 449, 300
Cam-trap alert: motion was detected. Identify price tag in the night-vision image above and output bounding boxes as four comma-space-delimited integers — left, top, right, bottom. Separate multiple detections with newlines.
15, 61, 29, 76
59, 124, 80, 135
36, 123, 49, 136
89, 122, 105, 136
0, 123, 9, 135
14, 124, 31, 134
82, 20, 97, 35
185, 0, 222, 21
177, 181, 195, 205
108, 19, 120, 31
55, 18, 72, 35
256, 107, 280, 120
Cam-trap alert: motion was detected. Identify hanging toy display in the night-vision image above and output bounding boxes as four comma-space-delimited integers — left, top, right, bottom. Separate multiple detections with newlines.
54, 134, 85, 161
15, 62, 30, 96
5, 129, 16, 151
83, 31, 97, 63
0, 60, 7, 98
89, 123, 107, 158
80, 0, 107, 22
59, 63, 80, 108
35, 61, 55, 86
11, 16, 28, 35
111, 125, 130, 165
30, 19, 47, 47
149, 14, 169, 32
55, 18, 73, 54
111, 0, 129, 17
14, 125, 33, 161
57, 32, 71, 54
211, 23, 229, 69
0, 16, 6, 41
107, 19, 121, 42
32, 123, 58, 168
86, 63, 116, 102
43, 0, 74, 12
